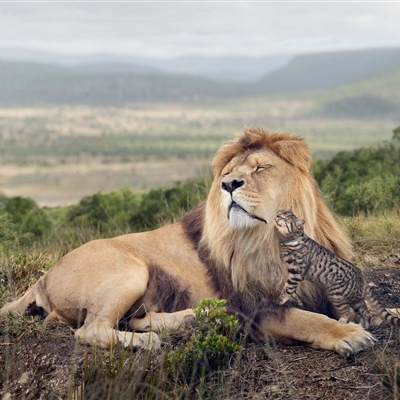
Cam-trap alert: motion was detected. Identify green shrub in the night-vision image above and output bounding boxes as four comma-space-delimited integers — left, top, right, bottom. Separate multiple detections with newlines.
341, 176, 399, 215
322, 174, 400, 215
314, 135, 400, 216
314, 144, 400, 187
130, 178, 209, 230
67, 187, 140, 232
4, 197, 53, 242
392, 125, 400, 143
0, 208, 17, 253
165, 299, 241, 381
65, 179, 210, 233
195, 298, 240, 339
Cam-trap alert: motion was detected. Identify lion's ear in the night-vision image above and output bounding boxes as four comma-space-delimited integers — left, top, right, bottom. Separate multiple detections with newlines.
269, 136, 312, 173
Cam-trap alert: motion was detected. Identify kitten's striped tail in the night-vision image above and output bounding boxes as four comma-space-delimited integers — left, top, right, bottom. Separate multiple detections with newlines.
366, 287, 400, 328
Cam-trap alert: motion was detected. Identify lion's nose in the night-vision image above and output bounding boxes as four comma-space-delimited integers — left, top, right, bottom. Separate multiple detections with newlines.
221, 178, 245, 194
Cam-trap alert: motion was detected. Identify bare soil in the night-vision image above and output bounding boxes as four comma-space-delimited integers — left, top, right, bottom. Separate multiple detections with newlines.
1, 262, 399, 400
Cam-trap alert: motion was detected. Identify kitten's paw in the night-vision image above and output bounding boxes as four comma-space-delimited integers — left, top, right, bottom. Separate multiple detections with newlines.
278, 295, 290, 305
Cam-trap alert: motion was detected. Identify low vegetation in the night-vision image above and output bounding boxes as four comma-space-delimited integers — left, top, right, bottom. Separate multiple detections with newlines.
314, 127, 400, 215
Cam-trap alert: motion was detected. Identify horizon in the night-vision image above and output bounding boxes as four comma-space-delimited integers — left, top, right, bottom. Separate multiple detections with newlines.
2, 44, 400, 63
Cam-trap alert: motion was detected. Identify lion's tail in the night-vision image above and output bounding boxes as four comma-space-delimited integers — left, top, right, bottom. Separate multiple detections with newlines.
0, 280, 47, 318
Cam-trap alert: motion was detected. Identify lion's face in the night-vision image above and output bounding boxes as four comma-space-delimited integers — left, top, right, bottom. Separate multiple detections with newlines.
218, 149, 290, 230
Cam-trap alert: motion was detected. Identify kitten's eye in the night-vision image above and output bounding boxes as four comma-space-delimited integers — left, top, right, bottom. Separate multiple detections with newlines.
256, 164, 272, 172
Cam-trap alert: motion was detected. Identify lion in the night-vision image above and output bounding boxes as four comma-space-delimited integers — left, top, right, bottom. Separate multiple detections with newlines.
1, 128, 375, 357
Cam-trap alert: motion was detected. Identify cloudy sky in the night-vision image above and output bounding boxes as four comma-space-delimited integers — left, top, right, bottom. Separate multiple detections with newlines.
0, 1, 399, 58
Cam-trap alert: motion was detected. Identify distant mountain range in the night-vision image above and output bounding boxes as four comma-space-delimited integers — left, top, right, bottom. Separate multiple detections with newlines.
0, 46, 292, 83
0, 47, 399, 107
0, 60, 246, 106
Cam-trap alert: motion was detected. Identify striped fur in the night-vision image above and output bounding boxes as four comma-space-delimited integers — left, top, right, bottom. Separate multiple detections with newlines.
275, 209, 399, 328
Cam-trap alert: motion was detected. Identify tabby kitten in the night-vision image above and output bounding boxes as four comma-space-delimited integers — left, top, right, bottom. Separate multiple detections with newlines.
274, 209, 399, 328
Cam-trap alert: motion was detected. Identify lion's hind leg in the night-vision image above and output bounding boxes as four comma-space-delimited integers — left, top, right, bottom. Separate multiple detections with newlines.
74, 271, 161, 350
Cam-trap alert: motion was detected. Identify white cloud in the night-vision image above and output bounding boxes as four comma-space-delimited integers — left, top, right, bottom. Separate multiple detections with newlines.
0, 2, 399, 57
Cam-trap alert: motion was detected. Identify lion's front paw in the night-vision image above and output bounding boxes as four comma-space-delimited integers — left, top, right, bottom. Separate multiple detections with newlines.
331, 323, 376, 358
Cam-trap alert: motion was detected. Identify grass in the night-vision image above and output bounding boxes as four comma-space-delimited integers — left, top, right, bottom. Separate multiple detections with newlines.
1, 311, 398, 399
0, 295, 267, 399
374, 345, 400, 400
341, 210, 400, 254
1, 212, 400, 399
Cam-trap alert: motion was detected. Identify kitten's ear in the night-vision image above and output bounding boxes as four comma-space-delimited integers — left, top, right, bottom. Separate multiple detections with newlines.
278, 208, 291, 214
296, 219, 305, 228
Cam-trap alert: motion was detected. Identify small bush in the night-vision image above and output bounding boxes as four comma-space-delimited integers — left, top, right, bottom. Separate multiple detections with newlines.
165, 299, 241, 381
0, 208, 17, 253
4, 197, 53, 241
323, 175, 400, 215
392, 125, 400, 143
130, 178, 209, 230
314, 137, 400, 216
67, 187, 140, 232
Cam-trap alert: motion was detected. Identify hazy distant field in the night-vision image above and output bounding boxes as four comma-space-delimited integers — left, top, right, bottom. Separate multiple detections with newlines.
0, 97, 396, 206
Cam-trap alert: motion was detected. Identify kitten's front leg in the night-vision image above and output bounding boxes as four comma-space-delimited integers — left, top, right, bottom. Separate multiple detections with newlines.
279, 267, 304, 305
278, 290, 305, 307
278, 282, 297, 304
331, 299, 353, 325
278, 294, 290, 305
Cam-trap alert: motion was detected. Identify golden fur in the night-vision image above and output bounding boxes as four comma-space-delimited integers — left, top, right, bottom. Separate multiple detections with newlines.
1, 128, 375, 357
203, 128, 354, 309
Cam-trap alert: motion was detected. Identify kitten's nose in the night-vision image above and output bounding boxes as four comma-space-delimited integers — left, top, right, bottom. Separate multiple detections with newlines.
221, 177, 245, 194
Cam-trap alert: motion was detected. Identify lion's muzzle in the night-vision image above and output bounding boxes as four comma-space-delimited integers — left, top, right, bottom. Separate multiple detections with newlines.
221, 176, 245, 194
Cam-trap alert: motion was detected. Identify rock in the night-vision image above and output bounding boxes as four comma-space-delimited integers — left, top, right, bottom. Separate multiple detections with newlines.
17, 371, 30, 385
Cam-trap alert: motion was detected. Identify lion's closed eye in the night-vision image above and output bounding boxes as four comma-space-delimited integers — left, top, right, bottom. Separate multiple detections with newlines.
255, 164, 272, 173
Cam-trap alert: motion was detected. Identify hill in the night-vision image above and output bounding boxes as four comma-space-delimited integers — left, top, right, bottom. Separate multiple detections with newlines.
256, 47, 400, 94
0, 47, 399, 112
0, 60, 247, 106
313, 64, 400, 119
149, 54, 292, 82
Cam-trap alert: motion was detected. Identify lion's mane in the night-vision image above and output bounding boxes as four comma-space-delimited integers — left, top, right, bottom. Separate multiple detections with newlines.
187, 128, 354, 318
